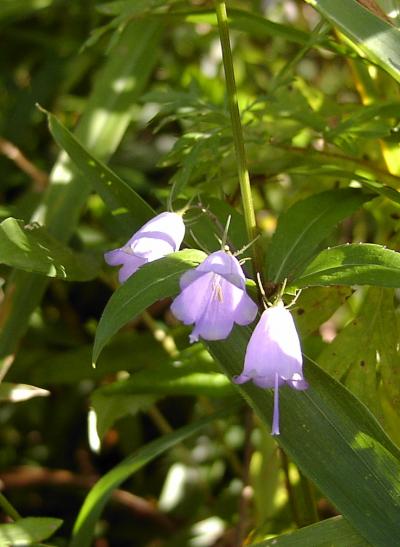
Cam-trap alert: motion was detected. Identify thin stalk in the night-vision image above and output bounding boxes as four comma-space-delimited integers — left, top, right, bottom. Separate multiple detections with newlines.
279, 448, 301, 527
235, 407, 253, 546
0, 492, 21, 520
215, 0, 262, 277
299, 472, 320, 525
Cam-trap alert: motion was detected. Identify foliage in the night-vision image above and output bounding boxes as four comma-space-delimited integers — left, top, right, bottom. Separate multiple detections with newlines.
1, 0, 400, 546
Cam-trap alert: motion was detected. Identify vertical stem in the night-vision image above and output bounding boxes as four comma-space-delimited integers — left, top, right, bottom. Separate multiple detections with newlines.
215, 1, 262, 276
0, 492, 21, 521
279, 448, 301, 527
235, 407, 253, 546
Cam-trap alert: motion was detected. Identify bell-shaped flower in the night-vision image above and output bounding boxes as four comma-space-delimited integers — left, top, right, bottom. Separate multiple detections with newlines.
104, 212, 185, 283
171, 250, 258, 343
234, 301, 308, 435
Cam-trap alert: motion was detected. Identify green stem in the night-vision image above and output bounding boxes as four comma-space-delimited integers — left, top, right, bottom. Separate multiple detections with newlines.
215, 1, 262, 276
0, 492, 21, 521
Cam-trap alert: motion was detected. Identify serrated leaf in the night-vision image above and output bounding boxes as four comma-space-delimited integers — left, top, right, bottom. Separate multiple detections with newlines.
207, 327, 400, 546
0, 517, 62, 546
267, 189, 371, 282
93, 249, 206, 363
71, 405, 237, 547
0, 218, 99, 280
292, 244, 400, 288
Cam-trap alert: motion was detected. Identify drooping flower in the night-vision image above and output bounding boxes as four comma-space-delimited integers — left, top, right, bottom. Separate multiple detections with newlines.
171, 250, 258, 343
104, 212, 185, 283
234, 301, 308, 435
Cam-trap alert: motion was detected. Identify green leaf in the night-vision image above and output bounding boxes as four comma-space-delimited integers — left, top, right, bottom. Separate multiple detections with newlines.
207, 327, 400, 546
93, 249, 206, 364
0, 0, 54, 23
292, 244, 400, 288
0, 517, 62, 546
47, 112, 154, 239
70, 406, 237, 547
0, 382, 49, 402
306, 0, 400, 83
183, 8, 316, 46
29, 332, 167, 386
0, 218, 99, 280
252, 515, 369, 546
91, 392, 156, 440
267, 189, 371, 283
293, 286, 352, 338
0, 19, 163, 361
93, 361, 234, 399
318, 288, 400, 438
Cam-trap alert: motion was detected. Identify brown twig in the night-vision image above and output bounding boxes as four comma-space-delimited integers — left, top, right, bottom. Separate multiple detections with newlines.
0, 137, 48, 191
0, 466, 174, 531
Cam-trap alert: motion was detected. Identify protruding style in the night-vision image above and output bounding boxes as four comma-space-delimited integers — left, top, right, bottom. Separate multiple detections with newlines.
234, 301, 308, 435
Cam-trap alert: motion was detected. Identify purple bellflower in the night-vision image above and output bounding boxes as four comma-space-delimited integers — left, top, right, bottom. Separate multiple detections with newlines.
234, 301, 308, 435
104, 212, 185, 283
171, 250, 258, 343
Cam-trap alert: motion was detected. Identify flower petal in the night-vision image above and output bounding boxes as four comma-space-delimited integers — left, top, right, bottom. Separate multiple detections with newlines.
132, 235, 175, 259
235, 304, 306, 388
197, 251, 245, 289
132, 212, 185, 251
105, 211, 186, 282
234, 292, 258, 326
170, 272, 214, 326
118, 256, 147, 283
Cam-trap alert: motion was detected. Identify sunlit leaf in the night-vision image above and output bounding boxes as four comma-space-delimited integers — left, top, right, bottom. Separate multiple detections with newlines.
0, 517, 62, 546
0, 218, 99, 280
292, 243, 400, 288
267, 189, 372, 283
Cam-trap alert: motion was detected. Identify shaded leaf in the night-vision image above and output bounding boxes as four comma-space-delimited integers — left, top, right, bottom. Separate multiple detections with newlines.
207, 327, 400, 546
70, 405, 237, 547
93, 249, 206, 363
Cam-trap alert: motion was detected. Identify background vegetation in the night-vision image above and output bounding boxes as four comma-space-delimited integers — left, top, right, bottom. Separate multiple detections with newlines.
1, 0, 400, 545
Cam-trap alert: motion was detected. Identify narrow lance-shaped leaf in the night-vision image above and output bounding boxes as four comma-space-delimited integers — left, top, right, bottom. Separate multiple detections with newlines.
252, 515, 368, 547
0, 19, 163, 361
70, 405, 238, 547
306, 0, 400, 84
207, 327, 400, 546
93, 249, 206, 364
47, 112, 154, 238
0, 217, 99, 280
267, 189, 371, 283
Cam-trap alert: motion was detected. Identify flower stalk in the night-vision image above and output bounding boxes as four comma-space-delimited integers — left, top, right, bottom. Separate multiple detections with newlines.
215, 0, 262, 277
